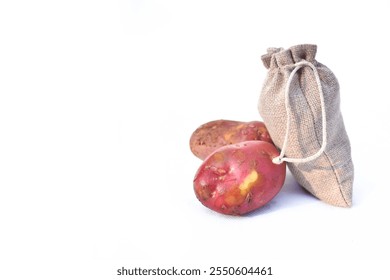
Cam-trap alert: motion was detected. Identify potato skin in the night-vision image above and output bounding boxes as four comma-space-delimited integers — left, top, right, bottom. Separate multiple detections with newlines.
190, 120, 273, 160
193, 141, 286, 215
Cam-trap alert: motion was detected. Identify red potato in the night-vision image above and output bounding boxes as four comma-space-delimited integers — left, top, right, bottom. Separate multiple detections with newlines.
190, 120, 273, 160
193, 141, 286, 215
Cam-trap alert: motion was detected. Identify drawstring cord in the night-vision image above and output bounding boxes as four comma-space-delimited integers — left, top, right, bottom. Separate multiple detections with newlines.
272, 61, 327, 164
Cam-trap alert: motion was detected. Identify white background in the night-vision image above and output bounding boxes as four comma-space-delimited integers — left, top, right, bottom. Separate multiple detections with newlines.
1, 0, 389, 279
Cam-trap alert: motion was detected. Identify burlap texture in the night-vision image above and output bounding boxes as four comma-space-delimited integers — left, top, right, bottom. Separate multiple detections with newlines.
258, 44, 354, 207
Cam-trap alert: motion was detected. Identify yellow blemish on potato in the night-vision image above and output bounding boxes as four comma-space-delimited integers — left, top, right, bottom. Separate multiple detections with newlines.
223, 125, 244, 142
239, 170, 260, 196
223, 131, 235, 142
212, 152, 224, 162
225, 195, 238, 205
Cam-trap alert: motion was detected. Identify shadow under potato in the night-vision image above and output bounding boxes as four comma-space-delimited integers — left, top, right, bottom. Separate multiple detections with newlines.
245, 171, 316, 217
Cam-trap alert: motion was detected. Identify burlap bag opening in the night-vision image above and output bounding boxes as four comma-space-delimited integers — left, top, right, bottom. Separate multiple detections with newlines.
258, 44, 354, 207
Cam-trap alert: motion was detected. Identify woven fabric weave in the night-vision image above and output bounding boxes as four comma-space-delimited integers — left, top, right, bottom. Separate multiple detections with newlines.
258, 44, 354, 207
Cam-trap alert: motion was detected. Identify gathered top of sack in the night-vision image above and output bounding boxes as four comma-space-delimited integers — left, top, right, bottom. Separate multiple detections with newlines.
262, 44, 317, 69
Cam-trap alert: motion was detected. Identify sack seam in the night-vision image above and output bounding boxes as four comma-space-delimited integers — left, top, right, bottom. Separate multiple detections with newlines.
299, 69, 349, 205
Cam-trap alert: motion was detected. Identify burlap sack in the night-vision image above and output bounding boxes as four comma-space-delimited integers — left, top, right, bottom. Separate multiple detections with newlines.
258, 44, 354, 207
